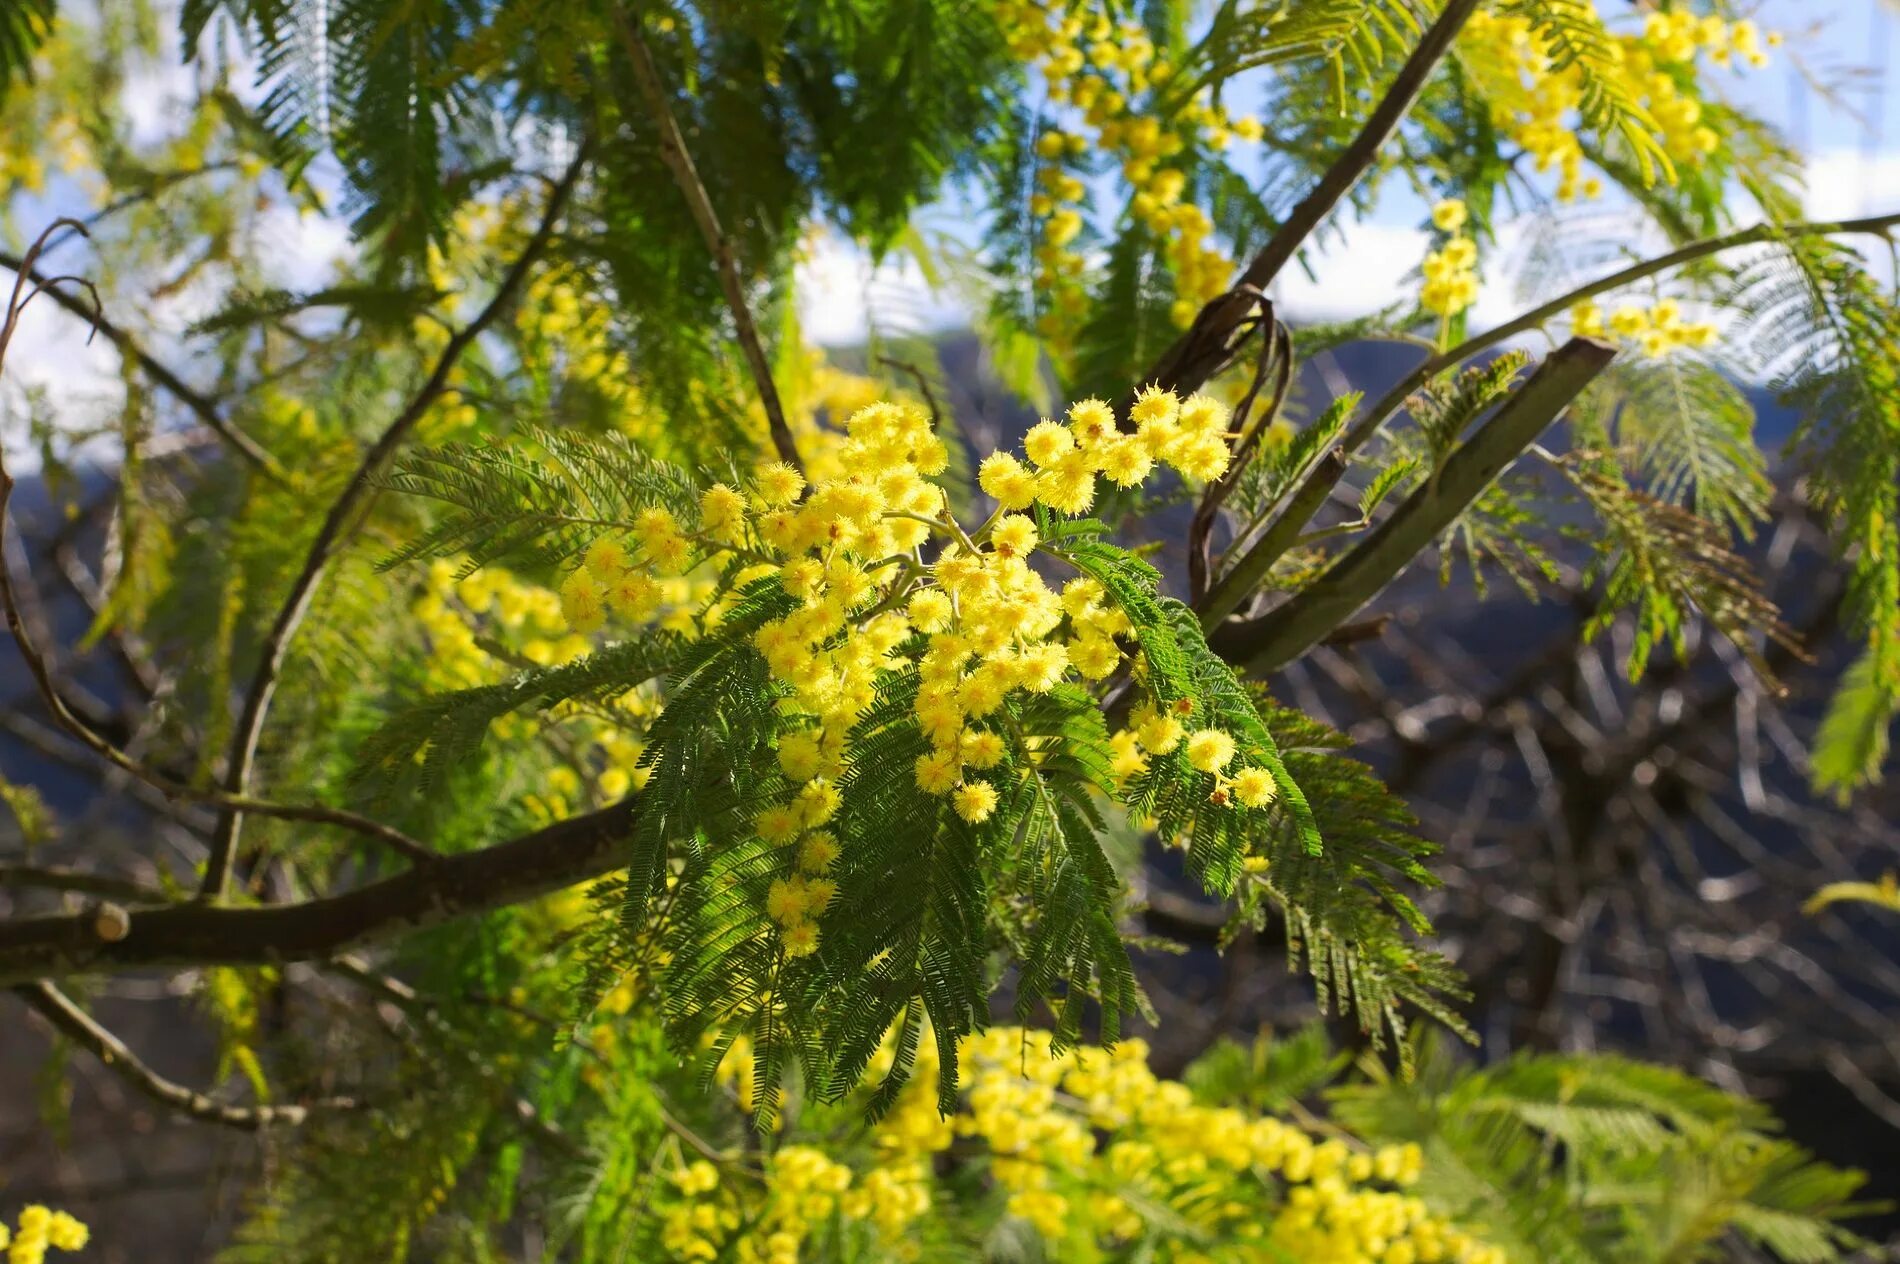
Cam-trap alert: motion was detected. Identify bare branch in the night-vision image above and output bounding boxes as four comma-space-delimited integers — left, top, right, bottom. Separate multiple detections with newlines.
198, 147, 590, 900
1142, 0, 1484, 399
0, 799, 634, 984
15, 979, 359, 1130
0, 223, 281, 478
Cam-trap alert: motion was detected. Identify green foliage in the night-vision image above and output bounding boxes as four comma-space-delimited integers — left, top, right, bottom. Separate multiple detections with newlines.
1329, 1035, 1872, 1264
1732, 236, 1900, 788
1593, 353, 1771, 540
353, 633, 688, 796
378, 426, 700, 577
1561, 456, 1791, 681
1812, 646, 1897, 801
1407, 350, 1530, 464
1165, 0, 1425, 112
1182, 1021, 1348, 1112
0, 0, 53, 97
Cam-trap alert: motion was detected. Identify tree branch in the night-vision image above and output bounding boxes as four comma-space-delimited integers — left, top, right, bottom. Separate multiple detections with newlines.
1142, 0, 1483, 398
15, 979, 359, 1129
0, 864, 165, 904
1199, 445, 1349, 630
614, 11, 801, 470
1333, 211, 1900, 468
0, 232, 281, 478
1214, 337, 1618, 674
0, 799, 634, 984
0, 232, 434, 867
1194, 214, 1900, 634
198, 148, 589, 900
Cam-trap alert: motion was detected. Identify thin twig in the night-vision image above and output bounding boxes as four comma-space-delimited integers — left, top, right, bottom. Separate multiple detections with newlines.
15, 979, 358, 1130
0, 222, 281, 478
614, 11, 800, 470
198, 146, 590, 900
1189, 309, 1288, 602
0, 229, 434, 867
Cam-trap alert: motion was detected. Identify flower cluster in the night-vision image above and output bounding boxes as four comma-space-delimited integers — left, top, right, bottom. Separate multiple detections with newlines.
1460, 5, 1775, 203
1641, 10, 1773, 70
1, 1206, 89, 1263
1570, 296, 1717, 357
995, 0, 1264, 343
553, 387, 1247, 963
1419, 198, 1482, 321
645, 1027, 1502, 1263
413, 559, 656, 818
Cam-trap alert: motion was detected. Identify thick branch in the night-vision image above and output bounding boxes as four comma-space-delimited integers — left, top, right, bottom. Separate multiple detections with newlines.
615, 11, 800, 469
1199, 445, 1348, 630
1215, 337, 1617, 674
1142, 0, 1483, 397
15, 980, 358, 1129
199, 149, 589, 900
0, 799, 634, 984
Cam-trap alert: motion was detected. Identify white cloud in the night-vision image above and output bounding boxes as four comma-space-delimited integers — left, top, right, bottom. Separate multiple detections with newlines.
795, 231, 968, 347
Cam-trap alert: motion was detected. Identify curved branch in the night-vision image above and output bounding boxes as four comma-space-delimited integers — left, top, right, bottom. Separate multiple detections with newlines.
199, 146, 590, 900
1334, 210, 1900, 464
1143, 0, 1484, 398
1199, 211, 1900, 629
0, 238, 281, 478
0, 799, 635, 985
15, 980, 359, 1129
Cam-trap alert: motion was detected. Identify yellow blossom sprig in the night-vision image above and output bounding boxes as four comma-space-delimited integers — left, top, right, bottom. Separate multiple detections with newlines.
1419, 198, 1481, 331
1570, 295, 1716, 357
1, 1205, 89, 1263
550, 386, 1252, 964
1459, 7, 1777, 205
995, 0, 1269, 346
646, 1027, 1501, 1264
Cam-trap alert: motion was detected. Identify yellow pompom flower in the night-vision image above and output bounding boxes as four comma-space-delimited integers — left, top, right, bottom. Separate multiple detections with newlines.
953, 780, 999, 824
1233, 766, 1278, 808
1430, 197, 1468, 232
1067, 397, 1117, 448
782, 920, 820, 957
990, 514, 1040, 559
699, 482, 749, 542
753, 460, 807, 507
558, 568, 607, 634
908, 589, 954, 633
583, 534, 633, 578
1135, 711, 1184, 754
799, 830, 841, 872
979, 451, 1039, 509
1186, 728, 1237, 773
1023, 419, 1077, 468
